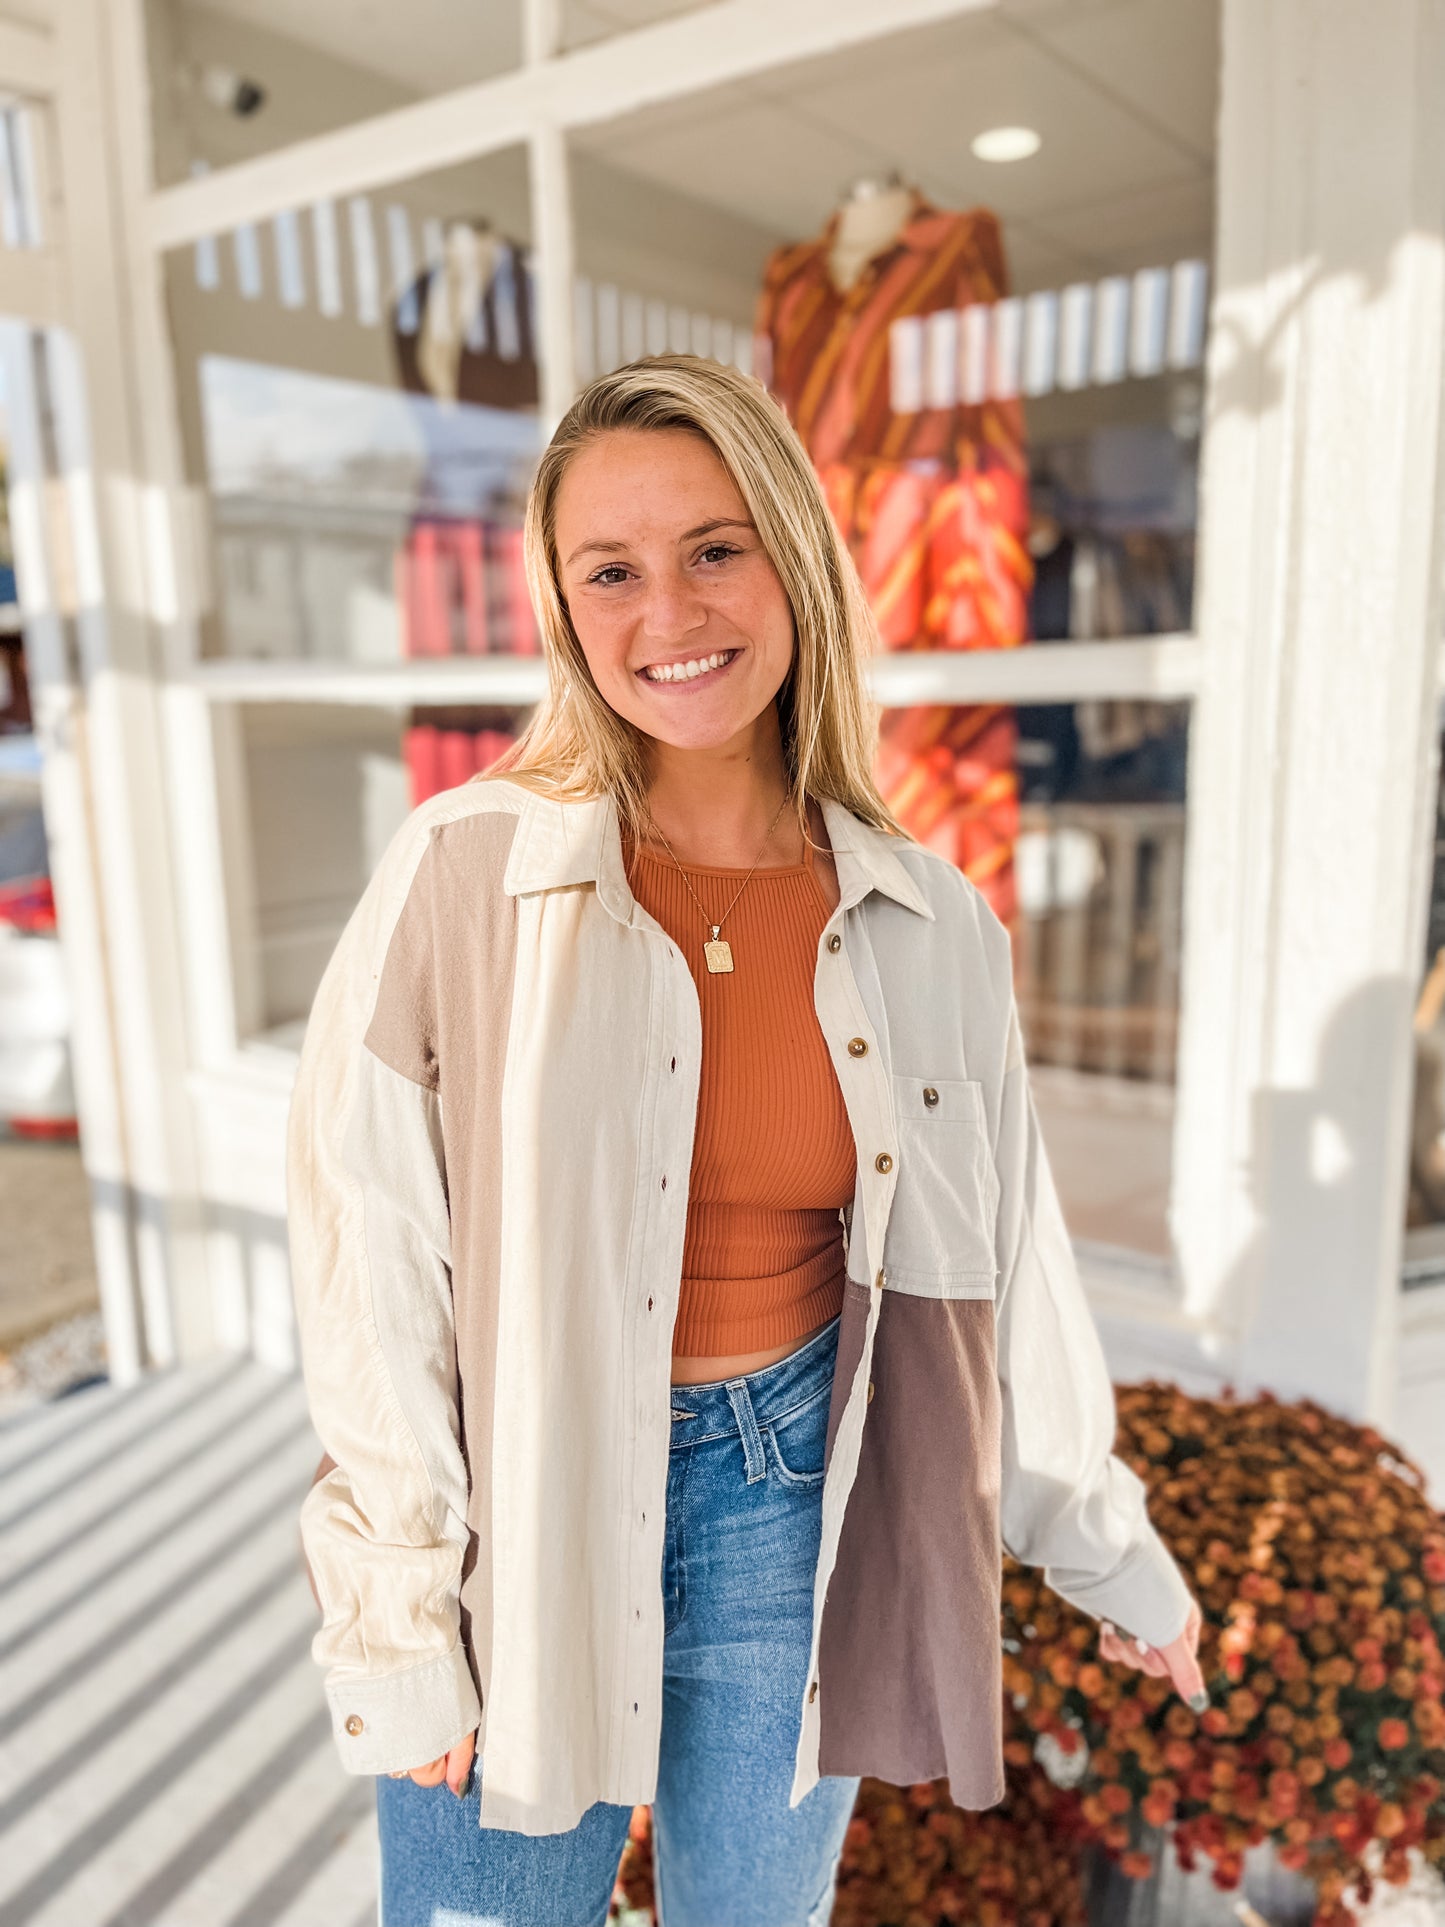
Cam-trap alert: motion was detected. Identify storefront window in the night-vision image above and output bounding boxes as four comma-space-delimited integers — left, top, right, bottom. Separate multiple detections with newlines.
165, 0, 1218, 1260
562, 1, 1216, 1249
163, 150, 542, 664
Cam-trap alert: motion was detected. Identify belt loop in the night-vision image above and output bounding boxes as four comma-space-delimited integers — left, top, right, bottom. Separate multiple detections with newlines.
725, 1378, 767, 1483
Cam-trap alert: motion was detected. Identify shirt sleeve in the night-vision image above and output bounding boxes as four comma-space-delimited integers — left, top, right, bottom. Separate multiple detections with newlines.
991, 997, 1195, 1648
285, 817, 480, 1776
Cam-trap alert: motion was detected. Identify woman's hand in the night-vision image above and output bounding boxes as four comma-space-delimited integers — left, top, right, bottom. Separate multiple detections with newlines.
387, 1728, 476, 1796
1100, 1599, 1209, 1712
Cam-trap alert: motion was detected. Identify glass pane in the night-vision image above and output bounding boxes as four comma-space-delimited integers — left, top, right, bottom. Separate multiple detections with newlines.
229, 701, 528, 1046
883, 696, 1189, 1254
163, 150, 544, 663
569, 0, 1216, 644
144, 0, 522, 187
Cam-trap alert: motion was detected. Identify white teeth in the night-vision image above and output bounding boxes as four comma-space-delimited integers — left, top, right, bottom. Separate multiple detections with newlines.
643, 650, 734, 683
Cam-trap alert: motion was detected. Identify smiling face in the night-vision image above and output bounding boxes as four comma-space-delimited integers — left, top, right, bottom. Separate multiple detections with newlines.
552, 427, 796, 760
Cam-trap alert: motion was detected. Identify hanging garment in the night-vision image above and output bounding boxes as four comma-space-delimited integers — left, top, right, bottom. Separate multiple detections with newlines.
392, 226, 539, 412
390, 227, 540, 680
756, 196, 1033, 924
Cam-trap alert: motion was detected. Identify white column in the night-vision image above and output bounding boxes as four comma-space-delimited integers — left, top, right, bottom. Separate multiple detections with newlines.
1171, 0, 1445, 1420
0, 322, 147, 1384
528, 120, 577, 430
524, 0, 576, 428
44, 0, 217, 1362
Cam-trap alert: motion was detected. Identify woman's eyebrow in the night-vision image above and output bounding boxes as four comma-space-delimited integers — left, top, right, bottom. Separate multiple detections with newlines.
564, 517, 755, 568
681, 517, 755, 541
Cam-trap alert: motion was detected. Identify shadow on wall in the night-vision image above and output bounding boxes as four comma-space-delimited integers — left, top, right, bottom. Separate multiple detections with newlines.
1211, 976, 1416, 1420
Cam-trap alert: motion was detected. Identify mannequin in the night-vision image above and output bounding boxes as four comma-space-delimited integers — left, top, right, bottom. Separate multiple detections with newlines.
388, 219, 541, 722
755, 187, 1032, 923
391, 219, 538, 413
826, 174, 916, 293
416, 223, 508, 402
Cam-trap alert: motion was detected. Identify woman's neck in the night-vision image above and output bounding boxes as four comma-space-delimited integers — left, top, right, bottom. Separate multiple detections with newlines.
640, 742, 802, 870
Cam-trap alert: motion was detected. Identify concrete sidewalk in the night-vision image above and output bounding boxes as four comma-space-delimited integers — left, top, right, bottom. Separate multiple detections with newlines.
0, 1358, 377, 1927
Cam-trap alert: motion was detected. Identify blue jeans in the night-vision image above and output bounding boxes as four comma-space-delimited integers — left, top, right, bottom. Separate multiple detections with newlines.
376, 1311, 860, 1926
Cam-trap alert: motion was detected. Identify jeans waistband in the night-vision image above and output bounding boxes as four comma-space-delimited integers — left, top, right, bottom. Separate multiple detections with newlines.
667, 1313, 841, 1449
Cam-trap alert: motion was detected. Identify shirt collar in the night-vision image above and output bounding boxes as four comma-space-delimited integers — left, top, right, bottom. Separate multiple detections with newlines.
503, 788, 935, 923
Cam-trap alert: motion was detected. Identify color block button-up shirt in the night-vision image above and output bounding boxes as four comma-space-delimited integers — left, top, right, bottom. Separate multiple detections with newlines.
285, 779, 1193, 1836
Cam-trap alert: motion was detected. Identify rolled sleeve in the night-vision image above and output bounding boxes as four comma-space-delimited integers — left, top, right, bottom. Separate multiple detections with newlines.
286, 818, 481, 1775
991, 1000, 1194, 1649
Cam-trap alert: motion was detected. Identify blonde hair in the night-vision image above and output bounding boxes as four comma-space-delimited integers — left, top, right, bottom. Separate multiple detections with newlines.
485, 353, 909, 849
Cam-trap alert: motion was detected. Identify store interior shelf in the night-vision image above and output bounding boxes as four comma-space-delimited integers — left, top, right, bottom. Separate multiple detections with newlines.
188, 656, 552, 706
867, 636, 1202, 706
185, 636, 1202, 709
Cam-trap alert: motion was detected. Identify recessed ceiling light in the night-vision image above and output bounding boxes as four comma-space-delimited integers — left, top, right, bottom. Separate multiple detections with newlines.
971, 126, 1042, 164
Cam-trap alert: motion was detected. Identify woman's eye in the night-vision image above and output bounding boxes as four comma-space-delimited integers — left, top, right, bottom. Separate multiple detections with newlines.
588, 565, 631, 586
697, 543, 741, 566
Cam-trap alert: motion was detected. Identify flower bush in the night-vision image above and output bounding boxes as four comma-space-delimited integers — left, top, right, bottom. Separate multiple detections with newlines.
611, 1383, 1445, 1926
1003, 1382, 1445, 1925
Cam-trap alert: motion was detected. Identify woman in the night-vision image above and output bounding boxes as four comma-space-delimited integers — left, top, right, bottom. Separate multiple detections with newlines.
286, 354, 1207, 1927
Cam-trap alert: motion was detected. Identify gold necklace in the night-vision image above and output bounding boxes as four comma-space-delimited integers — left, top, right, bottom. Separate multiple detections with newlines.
640, 793, 791, 975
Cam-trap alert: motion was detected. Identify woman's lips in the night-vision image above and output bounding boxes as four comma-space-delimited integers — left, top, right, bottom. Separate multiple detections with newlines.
635, 648, 741, 690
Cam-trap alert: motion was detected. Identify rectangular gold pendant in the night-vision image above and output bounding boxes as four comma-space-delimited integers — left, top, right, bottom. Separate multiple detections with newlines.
703, 938, 734, 974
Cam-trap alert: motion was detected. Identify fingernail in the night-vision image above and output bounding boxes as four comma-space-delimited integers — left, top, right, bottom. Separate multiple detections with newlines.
1101, 1622, 1115, 1638
1189, 1690, 1210, 1713
1136, 1638, 1151, 1655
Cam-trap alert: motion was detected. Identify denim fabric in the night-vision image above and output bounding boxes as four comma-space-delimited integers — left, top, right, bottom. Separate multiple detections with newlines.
376, 1312, 861, 1926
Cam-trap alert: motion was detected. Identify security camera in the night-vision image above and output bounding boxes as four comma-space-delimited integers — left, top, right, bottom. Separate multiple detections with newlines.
198, 63, 267, 117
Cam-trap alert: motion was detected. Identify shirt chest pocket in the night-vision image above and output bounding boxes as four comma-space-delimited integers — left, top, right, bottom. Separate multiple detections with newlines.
882, 1074, 1000, 1298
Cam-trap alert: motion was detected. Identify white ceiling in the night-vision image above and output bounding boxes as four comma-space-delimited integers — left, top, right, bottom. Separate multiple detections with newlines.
184, 0, 1218, 293
566, 0, 1218, 290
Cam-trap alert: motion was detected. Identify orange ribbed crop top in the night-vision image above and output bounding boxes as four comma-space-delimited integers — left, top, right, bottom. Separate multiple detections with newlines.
624, 829, 856, 1358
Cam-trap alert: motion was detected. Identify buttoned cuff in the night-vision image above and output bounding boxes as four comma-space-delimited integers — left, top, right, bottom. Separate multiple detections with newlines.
1053, 1528, 1195, 1649
325, 1643, 481, 1776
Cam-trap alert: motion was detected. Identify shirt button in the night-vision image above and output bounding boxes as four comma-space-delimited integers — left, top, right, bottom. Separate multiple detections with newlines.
847, 1037, 868, 1058
874, 1152, 893, 1174
874, 1267, 885, 1290
867, 1379, 875, 1403
923, 1085, 939, 1107
827, 933, 841, 953
807, 1680, 819, 1703
344, 1715, 364, 1737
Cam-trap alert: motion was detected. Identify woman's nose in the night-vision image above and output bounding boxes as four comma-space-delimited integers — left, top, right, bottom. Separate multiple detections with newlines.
638, 574, 708, 643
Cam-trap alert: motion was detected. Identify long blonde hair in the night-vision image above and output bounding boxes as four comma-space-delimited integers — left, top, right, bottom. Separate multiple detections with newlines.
485, 352, 909, 848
